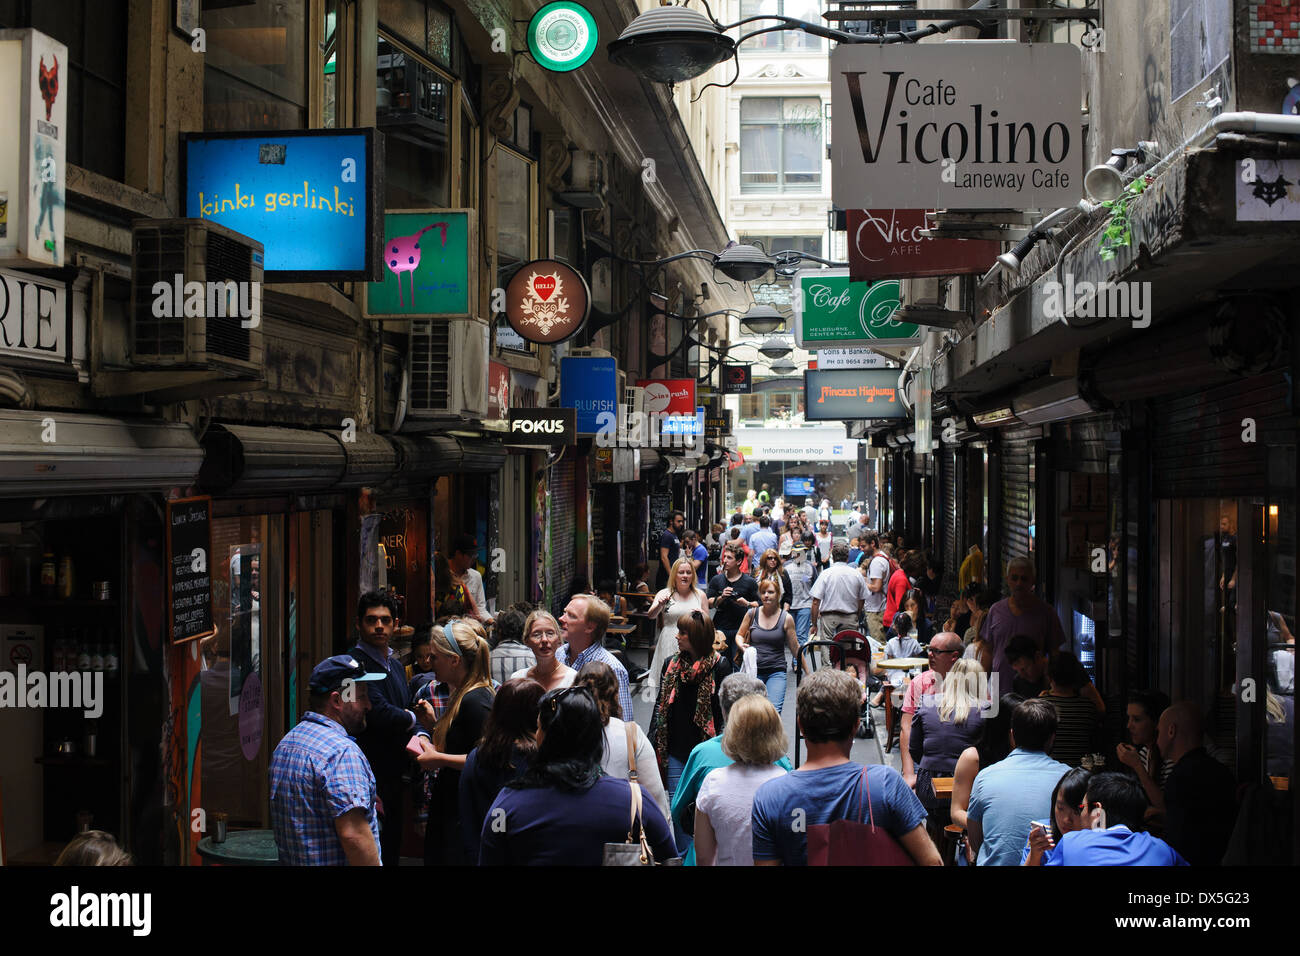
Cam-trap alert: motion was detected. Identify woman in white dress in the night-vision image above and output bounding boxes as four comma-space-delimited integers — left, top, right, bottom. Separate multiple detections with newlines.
645, 557, 708, 692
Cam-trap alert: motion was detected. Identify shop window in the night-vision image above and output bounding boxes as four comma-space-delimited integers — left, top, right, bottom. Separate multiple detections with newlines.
203, 0, 307, 130
322, 0, 338, 128
495, 142, 537, 353
740, 235, 823, 258
740, 97, 823, 193
199, 515, 284, 827
739, 394, 765, 421
458, 92, 478, 208
0, 0, 128, 181
379, 0, 454, 70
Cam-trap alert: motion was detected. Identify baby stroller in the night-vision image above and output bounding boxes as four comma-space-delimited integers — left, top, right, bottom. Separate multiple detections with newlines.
793, 630, 879, 767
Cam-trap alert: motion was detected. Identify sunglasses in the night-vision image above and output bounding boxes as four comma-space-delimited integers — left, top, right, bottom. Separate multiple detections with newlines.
363, 614, 393, 625
927, 647, 960, 655
547, 683, 595, 713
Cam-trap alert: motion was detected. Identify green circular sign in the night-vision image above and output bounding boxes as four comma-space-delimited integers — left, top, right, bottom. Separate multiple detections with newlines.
527, 2, 598, 72
859, 279, 903, 337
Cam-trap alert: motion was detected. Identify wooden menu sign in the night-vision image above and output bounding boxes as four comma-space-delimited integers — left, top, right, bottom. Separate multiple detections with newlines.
167, 496, 214, 644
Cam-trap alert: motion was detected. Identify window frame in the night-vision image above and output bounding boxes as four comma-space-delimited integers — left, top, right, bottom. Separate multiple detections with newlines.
739, 96, 824, 194
494, 140, 539, 355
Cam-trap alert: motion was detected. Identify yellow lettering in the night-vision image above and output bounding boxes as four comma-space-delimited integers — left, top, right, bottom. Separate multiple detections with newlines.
278, 192, 291, 208
265, 192, 276, 212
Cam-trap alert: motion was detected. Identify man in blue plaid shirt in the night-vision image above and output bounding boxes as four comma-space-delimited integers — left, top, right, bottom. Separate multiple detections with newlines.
558, 594, 634, 719
270, 655, 386, 865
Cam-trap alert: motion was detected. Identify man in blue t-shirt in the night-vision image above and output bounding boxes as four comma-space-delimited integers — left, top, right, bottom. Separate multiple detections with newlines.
967, 698, 1071, 866
1030, 772, 1189, 866
752, 669, 940, 866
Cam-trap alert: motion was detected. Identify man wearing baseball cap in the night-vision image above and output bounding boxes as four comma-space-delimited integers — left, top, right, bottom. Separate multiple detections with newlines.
269, 655, 386, 865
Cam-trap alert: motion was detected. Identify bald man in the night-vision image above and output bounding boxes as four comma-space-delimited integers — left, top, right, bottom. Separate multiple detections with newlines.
1157, 701, 1237, 866
900, 631, 966, 790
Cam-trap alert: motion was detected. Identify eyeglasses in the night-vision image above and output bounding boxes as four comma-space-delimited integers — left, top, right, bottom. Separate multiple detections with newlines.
364, 614, 393, 625
529, 628, 560, 639
927, 647, 961, 656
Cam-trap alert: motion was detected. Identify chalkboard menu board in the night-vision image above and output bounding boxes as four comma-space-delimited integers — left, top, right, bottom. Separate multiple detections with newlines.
647, 490, 674, 559
167, 496, 214, 644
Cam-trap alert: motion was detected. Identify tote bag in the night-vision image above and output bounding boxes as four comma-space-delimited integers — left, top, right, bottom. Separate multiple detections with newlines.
807, 766, 916, 866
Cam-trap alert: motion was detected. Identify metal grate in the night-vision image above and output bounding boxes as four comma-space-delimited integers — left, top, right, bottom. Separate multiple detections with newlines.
132, 226, 189, 356
204, 230, 252, 362
410, 319, 450, 411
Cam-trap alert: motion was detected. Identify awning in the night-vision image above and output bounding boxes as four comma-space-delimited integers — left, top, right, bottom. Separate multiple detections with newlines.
0, 410, 202, 498
458, 437, 506, 474
199, 424, 345, 495
323, 430, 398, 488
935, 145, 1300, 401
389, 435, 463, 478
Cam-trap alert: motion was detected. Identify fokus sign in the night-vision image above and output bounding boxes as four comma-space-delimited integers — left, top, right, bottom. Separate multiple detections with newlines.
832, 44, 1081, 210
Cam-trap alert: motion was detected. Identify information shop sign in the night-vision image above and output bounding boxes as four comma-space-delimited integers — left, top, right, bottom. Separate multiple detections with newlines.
848, 208, 1000, 280
831, 44, 1082, 210
166, 496, 214, 644
804, 369, 906, 421
794, 269, 920, 349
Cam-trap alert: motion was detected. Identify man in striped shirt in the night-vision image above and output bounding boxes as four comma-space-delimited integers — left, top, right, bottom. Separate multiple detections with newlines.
270, 655, 386, 866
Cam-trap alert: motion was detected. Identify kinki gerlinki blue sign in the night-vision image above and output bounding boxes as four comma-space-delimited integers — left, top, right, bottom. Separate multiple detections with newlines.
182, 128, 381, 282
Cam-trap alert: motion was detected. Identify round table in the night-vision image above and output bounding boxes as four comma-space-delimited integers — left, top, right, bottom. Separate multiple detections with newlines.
196, 829, 278, 866
877, 657, 929, 670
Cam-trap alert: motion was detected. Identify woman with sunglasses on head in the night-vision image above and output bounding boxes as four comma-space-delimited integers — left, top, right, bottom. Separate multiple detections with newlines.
645, 556, 710, 694
983, 557, 1066, 698
478, 684, 678, 865
509, 610, 575, 692
753, 548, 794, 614
413, 619, 495, 866
650, 609, 733, 851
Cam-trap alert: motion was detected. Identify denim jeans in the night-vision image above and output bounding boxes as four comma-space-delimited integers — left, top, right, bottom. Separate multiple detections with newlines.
794, 607, 812, 647
666, 754, 689, 854
761, 667, 788, 714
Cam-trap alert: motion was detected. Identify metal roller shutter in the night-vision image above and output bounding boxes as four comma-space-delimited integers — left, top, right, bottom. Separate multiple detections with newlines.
1000, 425, 1037, 564
941, 447, 959, 583
1152, 372, 1294, 499
550, 456, 576, 617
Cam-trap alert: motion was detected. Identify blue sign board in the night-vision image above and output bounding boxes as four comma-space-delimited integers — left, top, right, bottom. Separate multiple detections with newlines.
784, 477, 816, 496
560, 356, 618, 434
661, 407, 705, 436
182, 129, 381, 281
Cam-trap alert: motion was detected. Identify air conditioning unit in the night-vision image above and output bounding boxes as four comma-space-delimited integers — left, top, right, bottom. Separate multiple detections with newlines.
559, 150, 607, 209
567, 347, 613, 360
623, 385, 646, 418
899, 276, 946, 309
409, 317, 489, 418
130, 219, 265, 377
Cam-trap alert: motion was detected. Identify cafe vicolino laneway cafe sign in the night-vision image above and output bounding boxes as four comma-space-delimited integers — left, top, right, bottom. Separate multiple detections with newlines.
831, 44, 1082, 209
793, 268, 920, 349
505, 259, 591, 344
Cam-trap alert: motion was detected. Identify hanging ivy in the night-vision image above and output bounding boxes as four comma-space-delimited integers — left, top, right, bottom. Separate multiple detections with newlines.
1097, 176, 1152, 261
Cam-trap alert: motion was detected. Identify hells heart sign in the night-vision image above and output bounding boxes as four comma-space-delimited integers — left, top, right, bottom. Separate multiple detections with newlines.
505, 259, 591, 344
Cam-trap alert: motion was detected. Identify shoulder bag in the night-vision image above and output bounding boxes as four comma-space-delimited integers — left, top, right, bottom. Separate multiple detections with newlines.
604, 723, 682, 865
807, 766, 917, 866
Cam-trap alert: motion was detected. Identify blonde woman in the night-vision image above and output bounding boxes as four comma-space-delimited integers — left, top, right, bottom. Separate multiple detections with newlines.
414, 620, 495, 865
753, 548, 794, 612
645, 556, 708, 691
694, 694, 788, 866
910, 658, 987, 810
510, 610, 575, 691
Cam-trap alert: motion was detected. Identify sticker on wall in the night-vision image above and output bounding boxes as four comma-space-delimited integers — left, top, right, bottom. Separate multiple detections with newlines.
364, 209, 474, 317
528, 2, 598, 72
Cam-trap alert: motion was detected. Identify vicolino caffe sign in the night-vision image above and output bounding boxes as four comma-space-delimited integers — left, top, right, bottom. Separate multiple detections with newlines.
831, 44, 1082, 210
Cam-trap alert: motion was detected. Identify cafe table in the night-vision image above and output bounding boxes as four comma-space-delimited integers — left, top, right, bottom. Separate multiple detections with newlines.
196, 829, 278, 866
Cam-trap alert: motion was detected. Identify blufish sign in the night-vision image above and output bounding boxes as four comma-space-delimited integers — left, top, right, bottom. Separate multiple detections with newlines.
831, 44, 1081, 210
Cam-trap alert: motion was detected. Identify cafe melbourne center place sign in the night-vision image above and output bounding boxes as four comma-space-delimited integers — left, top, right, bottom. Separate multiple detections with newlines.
505, 259, 591, 344
793, 269, 920, 350
527, 2, 598, 72
831, 44, 1081, 210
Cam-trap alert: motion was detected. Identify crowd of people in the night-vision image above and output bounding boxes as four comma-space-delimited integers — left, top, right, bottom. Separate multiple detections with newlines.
256, 487, 1278, 867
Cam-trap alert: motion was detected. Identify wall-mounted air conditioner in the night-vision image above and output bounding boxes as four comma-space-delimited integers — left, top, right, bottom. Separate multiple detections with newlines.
559, 150, 607, 209
623, 385, 646, 419
568, 347, 613, 360
130, 219, 265, 378
899, 276, 945, 310
409, 317, 489, 418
